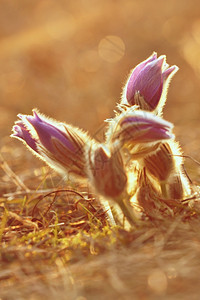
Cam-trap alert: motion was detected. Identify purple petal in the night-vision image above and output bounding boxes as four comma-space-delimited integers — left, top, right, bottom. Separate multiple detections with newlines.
121, 111, 173, 128
116, 111, 174, 144
11, 121, 38, 152
139, 126, 173, 141
127, 52, 157, 87
162, 65, 179, 82
126, 56, 164, 108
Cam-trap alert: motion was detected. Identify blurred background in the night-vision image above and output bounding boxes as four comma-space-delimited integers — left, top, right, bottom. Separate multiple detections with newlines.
1, 0, 200, 182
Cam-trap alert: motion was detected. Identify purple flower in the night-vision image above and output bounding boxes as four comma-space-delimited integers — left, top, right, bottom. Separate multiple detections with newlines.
122, 53, 178, 112
111, 109, 174, 158
11, 110, 90, 178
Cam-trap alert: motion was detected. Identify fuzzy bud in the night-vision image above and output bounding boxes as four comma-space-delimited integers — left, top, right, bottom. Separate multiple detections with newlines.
143, 142, 174, 182
121, 52, 178, 114
110, 109, 174, 159
86, 143, 127, 199
11, 110, 91, 179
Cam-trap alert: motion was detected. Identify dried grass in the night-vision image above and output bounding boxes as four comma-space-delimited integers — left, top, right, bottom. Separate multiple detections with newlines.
1, 142, 200, 300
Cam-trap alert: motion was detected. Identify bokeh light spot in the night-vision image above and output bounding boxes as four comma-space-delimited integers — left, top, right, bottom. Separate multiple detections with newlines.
148, 269, 168, 295
98, 35, 125, 63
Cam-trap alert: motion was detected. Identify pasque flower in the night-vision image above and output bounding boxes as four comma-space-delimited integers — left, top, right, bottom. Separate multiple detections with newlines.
118, 54, 191, 201
11, 52, 193, 225
121, 52, 178, 114
11, 110, 91, 179
108, 109, 174, 159
86, 142, 138, 226
143, 139, 192, 199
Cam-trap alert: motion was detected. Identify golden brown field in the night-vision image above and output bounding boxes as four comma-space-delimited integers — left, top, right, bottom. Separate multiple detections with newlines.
1, 1, 200, 299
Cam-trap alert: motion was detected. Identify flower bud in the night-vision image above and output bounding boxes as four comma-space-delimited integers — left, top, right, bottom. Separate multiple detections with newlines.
11, 110, 91, 179
143, 142, 174, 182
110, 109, 174, 159
86, 143, 127, 198
143, 140, 192, 199
86, 142, 139, 226
121, 53, 178, 113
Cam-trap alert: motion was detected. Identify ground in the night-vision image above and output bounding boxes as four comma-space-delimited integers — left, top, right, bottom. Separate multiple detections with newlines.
1, 1, 200, 299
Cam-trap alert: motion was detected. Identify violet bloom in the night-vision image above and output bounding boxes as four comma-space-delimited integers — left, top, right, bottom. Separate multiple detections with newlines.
11, 110, 90, 179
111, 109, 174, 159
121, 52, 178, 114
